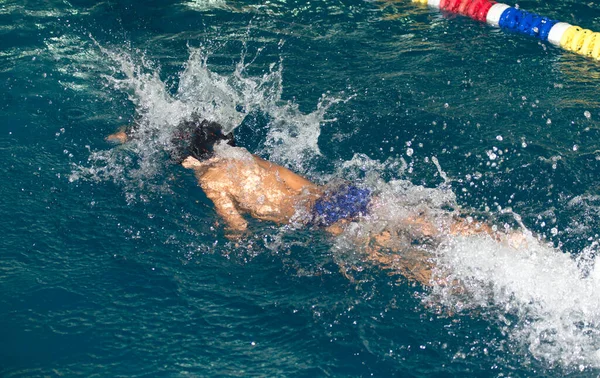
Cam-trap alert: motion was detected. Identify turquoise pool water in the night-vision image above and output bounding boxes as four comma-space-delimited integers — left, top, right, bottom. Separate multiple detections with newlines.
3, 0, 600, 376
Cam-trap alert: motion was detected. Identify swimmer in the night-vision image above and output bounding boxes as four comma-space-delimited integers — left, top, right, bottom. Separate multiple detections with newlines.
108, 116, 527, 285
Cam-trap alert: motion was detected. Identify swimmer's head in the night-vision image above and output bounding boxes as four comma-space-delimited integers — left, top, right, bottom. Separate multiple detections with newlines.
170, 115, 235, 163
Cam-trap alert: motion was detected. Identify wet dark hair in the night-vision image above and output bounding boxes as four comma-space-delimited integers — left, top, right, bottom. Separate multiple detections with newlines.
170, 115, 235, 163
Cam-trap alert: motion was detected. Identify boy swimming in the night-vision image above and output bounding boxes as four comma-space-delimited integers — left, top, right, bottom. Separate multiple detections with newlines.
108, 116, 526, 285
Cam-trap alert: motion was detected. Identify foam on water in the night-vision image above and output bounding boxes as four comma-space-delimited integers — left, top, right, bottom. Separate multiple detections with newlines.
183, 0, 231, 12
430, 235, 600, 369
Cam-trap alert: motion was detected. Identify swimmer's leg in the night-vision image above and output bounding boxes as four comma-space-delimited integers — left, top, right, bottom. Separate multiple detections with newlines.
363, 230, 436, 285
449, 216, 530, 249
449, 216, 494, 237
326, 217, 440, 285
355, 215, 530, 287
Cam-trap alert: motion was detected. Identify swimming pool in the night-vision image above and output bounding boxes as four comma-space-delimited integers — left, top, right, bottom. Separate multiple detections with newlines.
2, 0, 600, 376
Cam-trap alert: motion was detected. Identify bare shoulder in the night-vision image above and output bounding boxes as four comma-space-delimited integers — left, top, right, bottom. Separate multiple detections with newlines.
195, 157, 256, 189
252, 155, 317, 190
196, 159, 231, 180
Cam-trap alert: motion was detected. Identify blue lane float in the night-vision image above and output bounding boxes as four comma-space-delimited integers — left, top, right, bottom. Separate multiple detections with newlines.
410, 0, 600, 60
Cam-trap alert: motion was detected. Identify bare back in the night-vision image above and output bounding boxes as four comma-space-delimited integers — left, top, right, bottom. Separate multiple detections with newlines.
183, 153, 321, 232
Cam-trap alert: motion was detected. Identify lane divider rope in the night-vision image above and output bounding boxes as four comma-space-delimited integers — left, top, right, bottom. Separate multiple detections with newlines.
409, 0, 600, 60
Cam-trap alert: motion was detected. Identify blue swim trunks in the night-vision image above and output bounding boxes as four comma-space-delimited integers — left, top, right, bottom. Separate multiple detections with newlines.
312, 185, 371, 226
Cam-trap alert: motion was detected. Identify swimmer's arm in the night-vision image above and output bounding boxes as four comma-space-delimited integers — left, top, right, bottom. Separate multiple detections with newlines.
204, 189, 248, 237
324, 221, 435, 285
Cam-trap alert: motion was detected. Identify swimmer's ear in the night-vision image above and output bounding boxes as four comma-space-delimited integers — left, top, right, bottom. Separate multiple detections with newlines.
181, 156, 202, 169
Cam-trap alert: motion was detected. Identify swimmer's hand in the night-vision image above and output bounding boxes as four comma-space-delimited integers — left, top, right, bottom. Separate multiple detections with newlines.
106, 128, 129, 144
182, 156, 202, 169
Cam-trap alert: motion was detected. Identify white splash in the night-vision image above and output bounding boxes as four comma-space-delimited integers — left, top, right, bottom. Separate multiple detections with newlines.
73, 45, 340, 192
430, 224, 600, 368
183, 0, 231, 12
329, 154, 600, 369
262, 94, 351, 173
